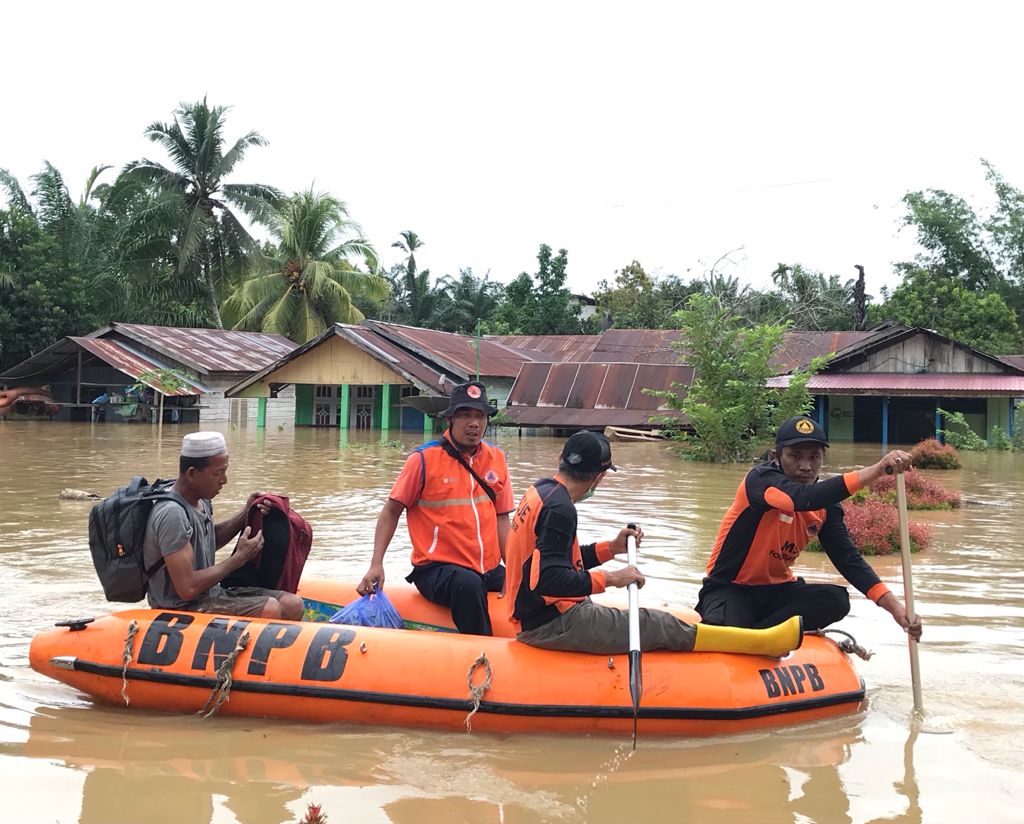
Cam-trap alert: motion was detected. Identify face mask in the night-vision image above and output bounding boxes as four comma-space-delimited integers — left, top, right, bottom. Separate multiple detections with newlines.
578, 489, 595, 503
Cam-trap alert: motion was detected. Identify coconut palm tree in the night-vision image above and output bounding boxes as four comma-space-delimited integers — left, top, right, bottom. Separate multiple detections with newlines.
222, 190, 386, 342
390, 229, 443, 326
121, 99, 282, 327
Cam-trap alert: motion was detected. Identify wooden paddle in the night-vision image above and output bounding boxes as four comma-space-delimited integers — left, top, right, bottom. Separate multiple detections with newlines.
626, 522, 642, 750
895, 472, 925, 715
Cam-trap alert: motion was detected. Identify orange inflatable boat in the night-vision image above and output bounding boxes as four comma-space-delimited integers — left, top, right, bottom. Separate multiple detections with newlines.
29, 580, 865, 736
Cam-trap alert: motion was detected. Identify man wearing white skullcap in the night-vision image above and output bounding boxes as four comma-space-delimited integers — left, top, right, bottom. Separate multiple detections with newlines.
141, 432, 304, 619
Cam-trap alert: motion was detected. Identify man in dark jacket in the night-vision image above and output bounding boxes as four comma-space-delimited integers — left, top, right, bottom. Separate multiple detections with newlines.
506, 431, 803, 657
696, 415, 923, 639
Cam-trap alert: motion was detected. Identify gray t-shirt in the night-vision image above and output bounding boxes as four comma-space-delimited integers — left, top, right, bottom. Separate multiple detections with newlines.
143, 497, 222, 609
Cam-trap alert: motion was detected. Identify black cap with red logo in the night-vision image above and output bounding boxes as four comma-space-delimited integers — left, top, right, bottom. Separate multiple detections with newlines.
775, 415, 829, 449
440, 381, 497, 417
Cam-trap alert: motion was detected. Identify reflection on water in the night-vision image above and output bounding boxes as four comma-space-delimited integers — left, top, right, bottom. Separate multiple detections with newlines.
1, 421, 1022, 823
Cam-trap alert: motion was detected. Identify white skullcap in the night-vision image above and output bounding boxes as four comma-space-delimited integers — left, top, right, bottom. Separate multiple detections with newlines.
181, 431, 228, 458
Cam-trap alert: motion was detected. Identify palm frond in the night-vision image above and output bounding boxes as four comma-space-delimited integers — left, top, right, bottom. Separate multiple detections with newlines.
220, 131, 269, 177
0, 168, 33, 214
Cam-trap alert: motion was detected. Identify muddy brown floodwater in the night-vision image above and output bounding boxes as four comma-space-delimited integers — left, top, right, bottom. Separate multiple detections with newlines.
1, 421, 1021, 823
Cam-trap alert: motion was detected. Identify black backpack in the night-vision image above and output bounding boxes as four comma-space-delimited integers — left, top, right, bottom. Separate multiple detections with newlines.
88, 476, 188, 602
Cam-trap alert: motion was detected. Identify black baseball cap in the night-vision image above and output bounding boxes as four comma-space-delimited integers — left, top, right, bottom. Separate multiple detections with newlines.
560, 431, 618, 473
440, 381, 497, 417
775, 415, 829, 448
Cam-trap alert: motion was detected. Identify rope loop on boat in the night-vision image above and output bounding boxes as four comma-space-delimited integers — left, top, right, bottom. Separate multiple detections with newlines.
464, 652, 492, 733
811, 628, 873, 660
197, 630, 251, 718
120, 619, 139, 705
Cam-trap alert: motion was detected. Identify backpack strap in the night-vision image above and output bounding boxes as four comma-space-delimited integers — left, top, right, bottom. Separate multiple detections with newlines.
440, 438, 497, 504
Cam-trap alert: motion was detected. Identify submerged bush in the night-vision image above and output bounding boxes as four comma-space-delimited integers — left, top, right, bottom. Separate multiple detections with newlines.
938, 409, 988, 451
910, 438, 961, 469
864, 472, 960, 510
842, 499, 932, 555
808, 499, 932, 555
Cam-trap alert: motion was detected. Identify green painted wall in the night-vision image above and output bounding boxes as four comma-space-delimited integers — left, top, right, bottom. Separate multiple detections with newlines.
827, 395, 854, 442
988, 397, 1011, 442
295, 384, 314, 426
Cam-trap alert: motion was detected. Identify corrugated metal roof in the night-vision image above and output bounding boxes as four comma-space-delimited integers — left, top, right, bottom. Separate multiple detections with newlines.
769, 373, 1024, 395
506, 361, 691, 427
72, 338, 206, 395
998, 355, 1024, 372
226, 323, 458, 398
587, 329, 684, 364
770, 331, 876, 373
0, 335, 206, 394
488, 335, 601, 363
365, 321, 535, 378
107, 323, 296, 375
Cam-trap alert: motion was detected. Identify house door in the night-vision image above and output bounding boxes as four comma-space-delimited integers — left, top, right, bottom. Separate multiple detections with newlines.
314, 385, 337, 427
352, 385, 375, 430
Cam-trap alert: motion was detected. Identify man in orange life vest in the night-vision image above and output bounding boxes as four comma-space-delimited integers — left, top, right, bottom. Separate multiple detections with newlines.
696, 415, 924, 639
507, 431, 802, 656
357, 381, 514, 635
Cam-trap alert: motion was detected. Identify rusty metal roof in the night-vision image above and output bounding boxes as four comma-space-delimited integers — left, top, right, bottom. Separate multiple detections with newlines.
0, 335, 207, 394
226, 324, 458, 398
587, 329, 685, 364
770, 331, 876, 373
769, 373, 1024, 396
364, 321, 536, 378
506, 361, 691, 427
997, 355, 1024, 372
104, 323, 296, 375
488, 335, 601, 363
72, 338, 206, 395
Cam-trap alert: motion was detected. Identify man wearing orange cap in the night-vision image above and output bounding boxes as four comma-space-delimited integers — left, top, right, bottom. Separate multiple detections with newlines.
697, 415, 923, 638
142, 431, 304, 619
357, 381, 514, 635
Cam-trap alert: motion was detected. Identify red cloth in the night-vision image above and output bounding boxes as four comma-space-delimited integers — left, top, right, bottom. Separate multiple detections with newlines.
245, 494, 312, 593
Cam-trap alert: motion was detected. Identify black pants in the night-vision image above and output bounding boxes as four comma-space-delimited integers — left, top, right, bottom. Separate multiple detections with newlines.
696, 579, 850, 632
406, 563, 505, 635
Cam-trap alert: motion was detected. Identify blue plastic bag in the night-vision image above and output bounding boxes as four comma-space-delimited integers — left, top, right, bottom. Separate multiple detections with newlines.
329, 584, 404, 629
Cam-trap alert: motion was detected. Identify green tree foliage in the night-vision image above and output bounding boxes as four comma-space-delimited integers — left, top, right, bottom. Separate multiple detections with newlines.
652, 293, 822, 462
901, 189, 999, 290
494, 244, 582, 334
222, 190, 384, 342
434, 268, 503, 333
767, 263, 858, 330
120, 99, 282, 327
593, 261, 703, 329
388, 230, 443, 327
0, 167, 107, 369
888, 162, 1024, 343
870, 268, 1023, 353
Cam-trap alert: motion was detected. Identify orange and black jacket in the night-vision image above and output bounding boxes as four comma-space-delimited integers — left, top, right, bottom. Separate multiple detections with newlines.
703, 463, 891, 604
506, 477, 614, 631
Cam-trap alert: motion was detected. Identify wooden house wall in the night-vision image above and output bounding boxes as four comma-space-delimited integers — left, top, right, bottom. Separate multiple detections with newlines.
846, 334, 1006, 374
259, 336, 408, 389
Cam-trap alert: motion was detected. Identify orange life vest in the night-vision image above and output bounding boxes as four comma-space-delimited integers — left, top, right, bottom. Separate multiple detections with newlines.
403, 434, 511, 573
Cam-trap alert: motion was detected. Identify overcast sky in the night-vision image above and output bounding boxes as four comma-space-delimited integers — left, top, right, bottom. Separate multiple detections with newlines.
5, 1, 1023, 299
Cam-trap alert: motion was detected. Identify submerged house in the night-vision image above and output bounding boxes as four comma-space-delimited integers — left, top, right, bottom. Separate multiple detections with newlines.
0, 323, 297, 424
223, 320, 1024, 445
225, 321, 540, 433
769, 324, 1024, 445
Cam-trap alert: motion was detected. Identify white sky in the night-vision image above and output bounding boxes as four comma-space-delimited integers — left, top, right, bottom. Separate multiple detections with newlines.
5, 1, 1024, 300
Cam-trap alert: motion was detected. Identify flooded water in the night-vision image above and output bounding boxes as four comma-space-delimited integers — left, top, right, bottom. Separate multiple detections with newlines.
1, 421, 1021, 823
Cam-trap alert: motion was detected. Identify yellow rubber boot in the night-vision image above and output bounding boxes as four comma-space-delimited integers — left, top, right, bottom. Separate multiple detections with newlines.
692, 615, 803, 657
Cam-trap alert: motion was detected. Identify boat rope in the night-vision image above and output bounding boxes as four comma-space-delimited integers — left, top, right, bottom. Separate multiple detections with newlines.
197, 630, 251, 718
464, 652, 492, 733
120, 619, 139, 705
811, 628, 873, 660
